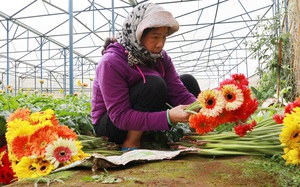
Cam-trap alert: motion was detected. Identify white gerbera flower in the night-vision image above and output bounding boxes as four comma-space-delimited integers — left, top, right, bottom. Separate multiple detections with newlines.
45, 137, 78, 168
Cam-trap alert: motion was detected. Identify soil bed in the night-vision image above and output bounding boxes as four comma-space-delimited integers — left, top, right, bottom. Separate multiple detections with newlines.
7, 154, 284, 187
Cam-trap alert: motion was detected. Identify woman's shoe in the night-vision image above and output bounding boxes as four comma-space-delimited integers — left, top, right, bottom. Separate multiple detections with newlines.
121, 147, 137, 152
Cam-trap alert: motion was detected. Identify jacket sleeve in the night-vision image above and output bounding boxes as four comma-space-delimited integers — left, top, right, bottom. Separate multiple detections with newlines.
98, 54, 170, 131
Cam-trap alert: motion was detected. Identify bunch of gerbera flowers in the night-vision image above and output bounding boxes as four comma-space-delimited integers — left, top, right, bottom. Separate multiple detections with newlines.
5, 108, 89, 180
186, 73, 258, 137
276, 98, 300, 165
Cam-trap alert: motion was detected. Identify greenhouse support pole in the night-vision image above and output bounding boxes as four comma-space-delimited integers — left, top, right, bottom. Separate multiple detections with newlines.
14, 62, 17, 95
81, 57, 84, 84
50, 73, 52, 93
63, 48, 67, 97
6, 20, 9, 92
40, 36, 43, 93
69, 0, 74, 95
34, 67, 37, 90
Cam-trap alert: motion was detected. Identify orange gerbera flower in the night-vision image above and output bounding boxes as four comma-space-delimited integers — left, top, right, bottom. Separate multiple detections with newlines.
29, 126, 57, 157
198, 89, 225, 117
189, 113, 215, 135
51, 115, 59, 126
220, 84, 244, 111
11, 135, 31, 160
7, 108, 31, 122
53, 125, 78, 140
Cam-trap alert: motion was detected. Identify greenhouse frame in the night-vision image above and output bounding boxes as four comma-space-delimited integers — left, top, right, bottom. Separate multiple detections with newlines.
0, 0, 285, 95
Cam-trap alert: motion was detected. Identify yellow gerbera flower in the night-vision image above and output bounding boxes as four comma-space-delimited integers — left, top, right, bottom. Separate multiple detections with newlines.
77, 80, 82, 87
198, 89, 225, 117
32, 159, 55, 176
6, 119, 34, 144
14, 157, 54, 179
280, 109, 300, 148
70, 141, 89, 162
282, 147, 300, 165
221, 84, 244, 111
29, 109, 55, 124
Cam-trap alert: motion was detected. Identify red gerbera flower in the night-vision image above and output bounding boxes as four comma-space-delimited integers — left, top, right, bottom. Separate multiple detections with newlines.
233, 87, 258, 122
284, 98, 300, 114
273, 114, 284, 124
0, 146, 16, 184
230, 73, 249, 86
220, 74, 249, 88
234, 120, 257, 137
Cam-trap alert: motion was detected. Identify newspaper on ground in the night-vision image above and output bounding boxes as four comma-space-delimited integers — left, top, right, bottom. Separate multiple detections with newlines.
53, 147, 198, 173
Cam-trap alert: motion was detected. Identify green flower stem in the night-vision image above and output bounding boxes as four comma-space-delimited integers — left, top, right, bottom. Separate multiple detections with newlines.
184, 101, 201, 115
198, 149, 261, 156
184, 109, 198, 115
177, 116, 283, 156
256, 107, 282, 112
255, 118, 277, 127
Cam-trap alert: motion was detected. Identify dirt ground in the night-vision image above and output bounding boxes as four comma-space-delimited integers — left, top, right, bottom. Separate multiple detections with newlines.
6, 154, 280, 187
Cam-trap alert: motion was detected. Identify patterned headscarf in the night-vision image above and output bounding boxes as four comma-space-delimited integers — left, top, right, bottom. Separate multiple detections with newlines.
117, 2, 179, 67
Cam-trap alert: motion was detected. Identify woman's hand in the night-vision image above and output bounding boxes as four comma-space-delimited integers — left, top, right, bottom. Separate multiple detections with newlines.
168, 104, 191, 124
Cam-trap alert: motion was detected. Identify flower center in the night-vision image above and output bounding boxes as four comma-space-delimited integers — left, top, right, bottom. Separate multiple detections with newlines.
207, 99, 214, 106
53, 146, 72, 162
226, 93, 233, 100
293, 132, 299, 138
29, 165, 36, 171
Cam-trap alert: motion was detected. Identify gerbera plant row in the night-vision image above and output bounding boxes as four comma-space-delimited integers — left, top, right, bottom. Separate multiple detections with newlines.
1, 108, 89, 184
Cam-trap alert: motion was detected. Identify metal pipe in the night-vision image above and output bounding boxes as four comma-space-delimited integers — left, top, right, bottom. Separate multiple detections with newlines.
69, 0, 74, 95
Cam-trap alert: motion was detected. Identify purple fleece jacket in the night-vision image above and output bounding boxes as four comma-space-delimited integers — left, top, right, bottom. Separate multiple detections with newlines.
91, 42, 196, 131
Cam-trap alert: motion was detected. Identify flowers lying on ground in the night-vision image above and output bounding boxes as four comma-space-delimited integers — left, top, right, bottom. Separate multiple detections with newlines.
186, 73, 258, 137
5, 108, 89, 181
277, 98, 300, 165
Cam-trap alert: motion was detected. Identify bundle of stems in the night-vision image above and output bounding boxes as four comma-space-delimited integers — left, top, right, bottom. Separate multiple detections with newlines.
169, 117, 284, 156
78, 135, 123, 156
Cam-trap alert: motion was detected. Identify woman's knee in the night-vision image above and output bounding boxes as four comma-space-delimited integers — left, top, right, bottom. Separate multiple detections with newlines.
130, 76, 167, 111
180, 74, 201, 97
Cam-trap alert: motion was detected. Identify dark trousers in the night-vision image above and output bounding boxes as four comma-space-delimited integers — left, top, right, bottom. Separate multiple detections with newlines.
94, 75, 200, 144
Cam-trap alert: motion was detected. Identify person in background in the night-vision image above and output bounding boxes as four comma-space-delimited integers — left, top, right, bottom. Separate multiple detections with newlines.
91, 2, 200, 151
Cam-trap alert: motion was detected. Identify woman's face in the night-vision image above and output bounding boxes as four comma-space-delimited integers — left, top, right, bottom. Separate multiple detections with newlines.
141, 27, 168, 54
